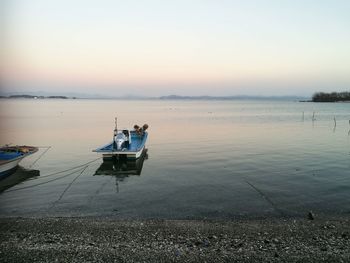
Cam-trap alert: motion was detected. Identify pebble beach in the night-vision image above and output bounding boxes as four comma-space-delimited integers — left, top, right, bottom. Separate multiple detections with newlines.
1, 217, 350, 262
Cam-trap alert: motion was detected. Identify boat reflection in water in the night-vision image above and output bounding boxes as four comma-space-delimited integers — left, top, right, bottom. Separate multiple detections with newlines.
0, 166, 40, 192
94, 149, 148, 185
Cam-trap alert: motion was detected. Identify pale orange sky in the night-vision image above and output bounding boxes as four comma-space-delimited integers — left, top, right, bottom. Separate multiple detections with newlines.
1, 0, 350, 96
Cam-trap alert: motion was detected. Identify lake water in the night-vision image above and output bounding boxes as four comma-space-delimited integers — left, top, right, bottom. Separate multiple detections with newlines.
0, 99, 349, 219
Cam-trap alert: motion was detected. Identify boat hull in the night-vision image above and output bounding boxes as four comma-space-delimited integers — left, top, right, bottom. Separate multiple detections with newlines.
95, 148, 148, 176
0, 157, 23, 179
0, 145, 38, 180
102, 145, 145, 160
94, 132, 148, 160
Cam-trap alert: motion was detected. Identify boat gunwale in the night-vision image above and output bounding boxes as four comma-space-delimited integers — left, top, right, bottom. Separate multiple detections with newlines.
93, 132, 148, 154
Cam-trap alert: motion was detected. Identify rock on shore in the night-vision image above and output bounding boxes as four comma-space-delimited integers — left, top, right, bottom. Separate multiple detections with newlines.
1, 217, 350, 262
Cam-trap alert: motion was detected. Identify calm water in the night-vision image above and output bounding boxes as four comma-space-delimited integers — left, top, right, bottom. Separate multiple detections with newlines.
0, 99, 349, 219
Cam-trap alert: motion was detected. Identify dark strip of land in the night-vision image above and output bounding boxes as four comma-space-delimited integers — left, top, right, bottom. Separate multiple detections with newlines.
1, 217, 350, 262
312, 91, 350, 102
1, 95, 72, 99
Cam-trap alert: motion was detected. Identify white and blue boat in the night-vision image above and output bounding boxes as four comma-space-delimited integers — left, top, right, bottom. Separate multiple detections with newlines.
93, 119, 148, 160
0, 145, 38, 179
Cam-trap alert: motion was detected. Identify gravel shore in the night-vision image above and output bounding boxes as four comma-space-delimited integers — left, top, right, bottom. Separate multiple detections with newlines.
1, 217, 350, 262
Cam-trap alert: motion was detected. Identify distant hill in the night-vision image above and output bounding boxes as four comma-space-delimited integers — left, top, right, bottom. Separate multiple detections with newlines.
159, 95, 306, 101
1, 93, 308, 101
47, 96, 69, 99
2, 95, 72, 99
9, 95, 38, 99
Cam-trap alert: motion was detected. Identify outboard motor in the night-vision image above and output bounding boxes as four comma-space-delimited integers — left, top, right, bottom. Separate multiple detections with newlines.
122, 129, 131, 147
114, 131, 128, 150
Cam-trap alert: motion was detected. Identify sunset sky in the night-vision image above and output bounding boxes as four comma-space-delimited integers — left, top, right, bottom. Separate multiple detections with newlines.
1, 0, 350, 97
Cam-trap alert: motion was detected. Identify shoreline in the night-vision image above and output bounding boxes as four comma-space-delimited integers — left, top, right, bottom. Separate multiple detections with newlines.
1, 216, 350, 262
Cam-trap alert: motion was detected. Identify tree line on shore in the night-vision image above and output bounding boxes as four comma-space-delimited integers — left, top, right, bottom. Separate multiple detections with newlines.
312, 92, 350, 102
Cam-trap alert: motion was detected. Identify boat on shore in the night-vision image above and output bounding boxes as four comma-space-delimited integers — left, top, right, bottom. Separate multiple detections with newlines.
93, 118, 148, 160
0, 145, 38, 179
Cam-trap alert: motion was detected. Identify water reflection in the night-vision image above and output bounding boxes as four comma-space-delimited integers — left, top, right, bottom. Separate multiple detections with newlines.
94, 149, 148, 179
0, 166, 40, 192
1, 99, 350, 218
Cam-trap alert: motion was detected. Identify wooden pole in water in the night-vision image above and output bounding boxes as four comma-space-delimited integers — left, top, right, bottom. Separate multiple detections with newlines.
312, 112, 315, 121
333, 116, 336, 127
302, 111, 304, 121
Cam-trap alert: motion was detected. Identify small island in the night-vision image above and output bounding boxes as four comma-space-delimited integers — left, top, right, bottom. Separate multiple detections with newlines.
0, 95, 76, 99
312, 91, 350, 102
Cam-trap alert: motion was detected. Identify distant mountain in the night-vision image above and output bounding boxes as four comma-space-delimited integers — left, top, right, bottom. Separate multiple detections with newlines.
8, 95, 39, 99
0, 91, 89, 98
159, 95, 307, 101
0, 91, 149, 100
0, 91, 308, 101
2, 94, 71, 99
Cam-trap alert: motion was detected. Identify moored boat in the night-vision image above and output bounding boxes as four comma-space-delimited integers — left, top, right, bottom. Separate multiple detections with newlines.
94, 148, 148, 177
0, 145, 38, 179
93, 118, 148, 160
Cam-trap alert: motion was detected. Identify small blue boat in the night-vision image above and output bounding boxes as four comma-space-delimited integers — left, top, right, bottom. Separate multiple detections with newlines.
93, 118, 148, 160
0, 146, 38, 179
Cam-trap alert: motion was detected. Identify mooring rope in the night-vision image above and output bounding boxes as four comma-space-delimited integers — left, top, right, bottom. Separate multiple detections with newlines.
35, 157, 102, 179
28, 146, 52, 168
245, 179, 285, 216
50, 165, 89, 209
3, 156, 102, 194
5, 167, 85, 193
5, 157, 102, 193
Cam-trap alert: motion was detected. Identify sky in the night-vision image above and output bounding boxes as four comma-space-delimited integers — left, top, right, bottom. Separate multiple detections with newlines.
1, 0, 350, 97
